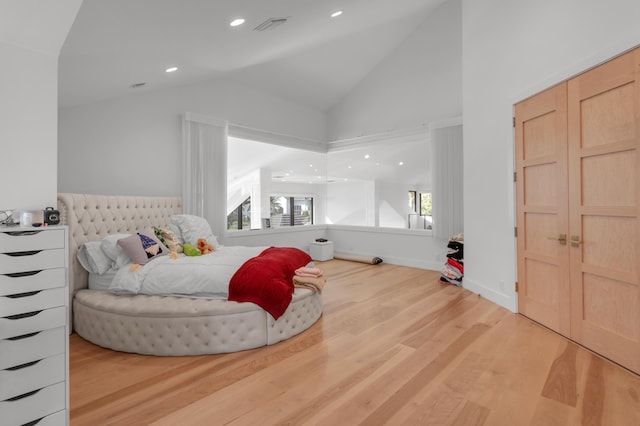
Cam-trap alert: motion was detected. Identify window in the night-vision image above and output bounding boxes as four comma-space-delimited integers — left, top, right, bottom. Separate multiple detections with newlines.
419, 192, 433, 230
408, 190, 432, 230
408, 191, 417, 213
227, 197, 251, 230
227, 135, 324, 231
420, 192, 432, 216
270, 196, 314, 227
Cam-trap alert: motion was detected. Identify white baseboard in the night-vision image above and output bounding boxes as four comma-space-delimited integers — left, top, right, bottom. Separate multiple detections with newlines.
462, 278, 517, 313
333, 251, 442, 272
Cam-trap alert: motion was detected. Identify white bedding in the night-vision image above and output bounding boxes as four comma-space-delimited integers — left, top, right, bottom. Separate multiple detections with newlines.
107, 246, 266, 297
88, 270, 117, 291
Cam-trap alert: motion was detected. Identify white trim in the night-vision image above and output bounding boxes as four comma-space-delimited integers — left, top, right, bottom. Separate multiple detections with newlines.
463, 278, 517, 313
225, 224, 329, 238
183, 112, 227, 127
428, 116, 462, 130
329, 249, 442, 271
328, 224, 433, 237
327, 126, 431, 152
228, 124, 326, 152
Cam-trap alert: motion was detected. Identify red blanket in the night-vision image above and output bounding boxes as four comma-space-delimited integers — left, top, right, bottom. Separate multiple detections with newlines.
228, 247, 312, 319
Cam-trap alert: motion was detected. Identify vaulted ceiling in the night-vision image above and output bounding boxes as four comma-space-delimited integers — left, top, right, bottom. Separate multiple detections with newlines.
59, 0, 446, 110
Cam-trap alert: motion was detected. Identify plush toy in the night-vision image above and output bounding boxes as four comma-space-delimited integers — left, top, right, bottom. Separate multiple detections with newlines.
183, 243, 201, 256
197, 238, 215, 255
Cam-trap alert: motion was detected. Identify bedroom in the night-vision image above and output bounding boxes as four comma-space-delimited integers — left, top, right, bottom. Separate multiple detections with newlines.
2, 0, 640, 424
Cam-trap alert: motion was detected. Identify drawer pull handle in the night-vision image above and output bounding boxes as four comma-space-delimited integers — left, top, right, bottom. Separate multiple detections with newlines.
5, 291, 41, 299
5, 387, 41, 401
4, 270, 42, 278
23, 417, 45, 426
5, 359, 40, 371
4, 230, 42, 236
4, 250, 42, 257
7, 331, 40, 341
4, 310, 43, 320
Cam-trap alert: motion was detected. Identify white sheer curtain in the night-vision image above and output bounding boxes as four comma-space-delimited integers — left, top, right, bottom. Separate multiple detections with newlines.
182, 112, 228, 238
431, 123, 463, 240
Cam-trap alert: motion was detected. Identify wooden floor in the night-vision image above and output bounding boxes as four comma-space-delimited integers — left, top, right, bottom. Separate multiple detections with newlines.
70, 260, 640, 425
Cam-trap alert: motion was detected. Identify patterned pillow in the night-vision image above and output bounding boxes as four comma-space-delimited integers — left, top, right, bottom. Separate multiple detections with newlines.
170, 214, 219, 248
154, 226, 183, 253
117, 228, 170, 265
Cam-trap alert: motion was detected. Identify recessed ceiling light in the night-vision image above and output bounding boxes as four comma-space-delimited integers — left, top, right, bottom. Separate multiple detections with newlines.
165, 67, 178, 73
230, 18, 245, 27
398, 161, 404, 166
364, 154, 370, 159
331, 10, 343, 18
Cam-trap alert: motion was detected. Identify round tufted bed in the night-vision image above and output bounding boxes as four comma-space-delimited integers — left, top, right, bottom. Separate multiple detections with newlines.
57, 193, 323, 356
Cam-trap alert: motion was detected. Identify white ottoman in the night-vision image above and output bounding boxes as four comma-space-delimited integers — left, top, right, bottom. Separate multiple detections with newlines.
309, 241, 334, 261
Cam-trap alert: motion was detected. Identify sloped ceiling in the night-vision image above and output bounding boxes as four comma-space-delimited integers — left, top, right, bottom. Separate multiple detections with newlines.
59, 0, 446, 109
0, 0, 82, 55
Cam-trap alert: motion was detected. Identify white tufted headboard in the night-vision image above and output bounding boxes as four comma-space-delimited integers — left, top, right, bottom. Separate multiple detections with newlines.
57, 193, 183, 327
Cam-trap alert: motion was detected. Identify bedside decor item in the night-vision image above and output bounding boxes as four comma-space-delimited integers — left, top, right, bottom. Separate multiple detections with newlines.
0, 209, 16, 226
44, 207, 60, 225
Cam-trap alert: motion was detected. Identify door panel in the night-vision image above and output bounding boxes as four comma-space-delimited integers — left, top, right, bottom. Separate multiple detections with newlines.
581, 82, 635, 148
582, 150, 636, 206
515, 82, 570, 336
568, 48, 640, 374
524, 163, 557, 205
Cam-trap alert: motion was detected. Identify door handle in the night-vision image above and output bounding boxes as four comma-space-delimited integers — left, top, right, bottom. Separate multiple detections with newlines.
570, 235, 581, 247
547, 234, 567, 245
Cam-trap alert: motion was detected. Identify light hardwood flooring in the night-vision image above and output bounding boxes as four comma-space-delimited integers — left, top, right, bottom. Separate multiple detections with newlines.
70, 260, 640, 425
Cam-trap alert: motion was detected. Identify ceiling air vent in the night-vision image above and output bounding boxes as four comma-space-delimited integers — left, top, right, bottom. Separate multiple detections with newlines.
253, 17, 288, 31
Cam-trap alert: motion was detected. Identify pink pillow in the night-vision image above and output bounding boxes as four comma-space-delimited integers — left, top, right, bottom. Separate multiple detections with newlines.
117, 228, 170, 265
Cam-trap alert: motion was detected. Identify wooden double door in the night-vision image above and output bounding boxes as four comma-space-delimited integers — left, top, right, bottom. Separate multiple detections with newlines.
515, 47, 640, 374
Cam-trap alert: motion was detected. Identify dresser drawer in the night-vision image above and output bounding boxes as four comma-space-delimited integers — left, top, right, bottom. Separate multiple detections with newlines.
0, 249, 65, 274
0, 326, 66, 370
31, 410, 67, 426
0, 268, 66, 296
28, 410, 67, 426
0, 229, 65, 253
0, 286, 66, 317
0, 381, 65, 426
0, 306, 66, 340
0, 353, 65, 401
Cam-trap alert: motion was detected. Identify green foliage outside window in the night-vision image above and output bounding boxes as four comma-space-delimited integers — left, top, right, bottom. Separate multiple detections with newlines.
421, 192, 432, 216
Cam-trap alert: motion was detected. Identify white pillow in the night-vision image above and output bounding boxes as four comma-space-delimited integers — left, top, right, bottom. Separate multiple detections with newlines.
170, 214, 219, 247
100, 233, 133, 268
77, 241, 113, 274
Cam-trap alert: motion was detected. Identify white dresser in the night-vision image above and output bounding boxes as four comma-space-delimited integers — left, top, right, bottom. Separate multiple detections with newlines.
0, 226, 69, 426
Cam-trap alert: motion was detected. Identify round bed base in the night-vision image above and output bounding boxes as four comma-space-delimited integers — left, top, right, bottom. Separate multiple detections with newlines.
73, 288, 323, 356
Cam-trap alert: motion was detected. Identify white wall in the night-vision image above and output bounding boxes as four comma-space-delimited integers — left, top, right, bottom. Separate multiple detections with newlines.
326, 180, 375, 226
327, 226, 443, 271
0, 43, 58, 210
377, 181, 410, 228
322, 0, 461, 272
225, 225, 329, 255
327, 0, 462, 141
58, 79, 327, 196
0, 1, 81, 211
462, 0, 640, 311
